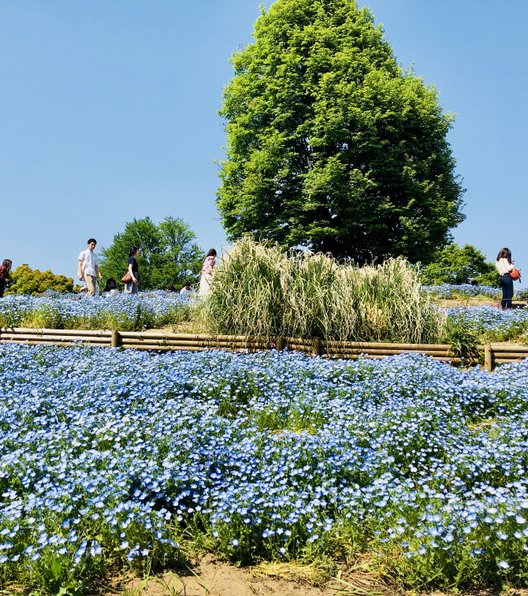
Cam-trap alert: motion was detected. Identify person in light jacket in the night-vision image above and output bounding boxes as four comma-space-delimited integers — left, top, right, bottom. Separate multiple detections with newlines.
198, 248, 216, 297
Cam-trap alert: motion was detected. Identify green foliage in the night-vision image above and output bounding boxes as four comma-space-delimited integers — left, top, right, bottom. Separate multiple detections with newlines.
7, 264, 74, 295
202, 238, 443, 343
217, 0, 464, 263
442, 314, 481, 363
420, 243, 498, 286
100, 216, 203, 290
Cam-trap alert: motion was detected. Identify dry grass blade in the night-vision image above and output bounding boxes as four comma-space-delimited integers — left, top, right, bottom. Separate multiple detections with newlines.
332, 575, 385, 595
252, 560, 327, 585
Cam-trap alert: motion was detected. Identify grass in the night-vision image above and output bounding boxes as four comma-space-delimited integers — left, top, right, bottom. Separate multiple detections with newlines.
202, 238, 443, 344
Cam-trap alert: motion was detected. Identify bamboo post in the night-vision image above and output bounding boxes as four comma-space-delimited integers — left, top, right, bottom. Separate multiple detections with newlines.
484, 344, 494, 371
111, 330, 122, 348
312, 337, 322, 356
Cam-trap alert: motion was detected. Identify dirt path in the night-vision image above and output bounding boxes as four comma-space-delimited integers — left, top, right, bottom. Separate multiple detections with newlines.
107, 555, 392, 596
107, 556, 528, 596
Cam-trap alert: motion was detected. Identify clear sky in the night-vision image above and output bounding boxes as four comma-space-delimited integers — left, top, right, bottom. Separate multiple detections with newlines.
1, 1, 527, 285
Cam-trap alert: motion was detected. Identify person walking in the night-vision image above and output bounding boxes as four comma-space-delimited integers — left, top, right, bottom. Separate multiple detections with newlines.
199, 248, 216, 297
0, 259, 13, 298
124, 247, 139, 294
78, 238, 102, 296
495, 247, 515, 309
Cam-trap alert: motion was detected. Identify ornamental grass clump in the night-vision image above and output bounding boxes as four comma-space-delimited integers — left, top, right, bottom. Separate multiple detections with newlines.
281, 252, 343, 339
203, 239, 285, 338
347, 258, 443, 343
204, 238, 443, 343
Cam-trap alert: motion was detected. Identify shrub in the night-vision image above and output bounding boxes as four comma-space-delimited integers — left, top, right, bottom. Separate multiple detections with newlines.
7, 264, 74, 295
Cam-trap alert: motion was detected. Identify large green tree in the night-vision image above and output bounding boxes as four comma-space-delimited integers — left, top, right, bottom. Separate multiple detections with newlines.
217, 0, 465, 263
100, 217, 203, 290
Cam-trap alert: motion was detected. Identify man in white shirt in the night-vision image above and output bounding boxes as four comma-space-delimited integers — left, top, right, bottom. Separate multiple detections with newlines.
78, 238, 102, 296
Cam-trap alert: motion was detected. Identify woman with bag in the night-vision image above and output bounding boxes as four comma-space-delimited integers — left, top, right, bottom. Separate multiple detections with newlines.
495, 247, 517, 309
123, 247, 140, 294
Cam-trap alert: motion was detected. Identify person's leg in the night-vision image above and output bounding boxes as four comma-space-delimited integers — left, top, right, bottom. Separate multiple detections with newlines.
504, 277, 514, 309
500, 276, 506, 309
198, 272, 212, 297
84, 275, 96, 296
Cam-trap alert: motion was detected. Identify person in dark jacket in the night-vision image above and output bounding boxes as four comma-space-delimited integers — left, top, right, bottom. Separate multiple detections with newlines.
0, 259, 13, 298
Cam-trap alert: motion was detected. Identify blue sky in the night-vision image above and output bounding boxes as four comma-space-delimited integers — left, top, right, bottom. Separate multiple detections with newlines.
1, 1, 527, 285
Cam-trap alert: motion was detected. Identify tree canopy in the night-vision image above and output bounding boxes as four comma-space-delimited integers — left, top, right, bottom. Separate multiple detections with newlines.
420, 243, 498, 287
7, 264, 74, 295
100, 217, 203, 290
217, 0, 465, 263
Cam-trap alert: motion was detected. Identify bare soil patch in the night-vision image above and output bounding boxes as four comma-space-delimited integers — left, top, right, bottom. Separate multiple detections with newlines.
105, 556, 528, 596
106, 555, 392, 595
436, 298, 527, 309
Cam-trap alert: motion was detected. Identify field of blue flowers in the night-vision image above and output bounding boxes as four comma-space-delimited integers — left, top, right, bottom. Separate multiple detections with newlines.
2, 343, 528, 592
0, 291, 191, 331
424, 283, 528, 302
447, 306, 528, 343
2, 289, 528, 347
423, 284, 502, 300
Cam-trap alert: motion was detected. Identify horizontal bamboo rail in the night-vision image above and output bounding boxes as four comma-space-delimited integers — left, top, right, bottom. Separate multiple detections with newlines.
0, 328, 527, 370
0, 328, 112, 347
483, 344, 528, 371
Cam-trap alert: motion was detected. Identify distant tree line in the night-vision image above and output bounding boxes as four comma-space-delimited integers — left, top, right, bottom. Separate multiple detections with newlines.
420, 243, 498, 286
99, 216, 204, 291
6, 265, 74, 295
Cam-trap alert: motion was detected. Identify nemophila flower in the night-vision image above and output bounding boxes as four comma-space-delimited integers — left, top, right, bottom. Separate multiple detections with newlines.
446, 305, 528, 341
3, 345, 528, 581
424, 284, 501, 300
0, 291, 190, 330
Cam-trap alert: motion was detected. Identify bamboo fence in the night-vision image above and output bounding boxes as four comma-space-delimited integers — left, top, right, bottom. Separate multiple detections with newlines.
0, 327, 526, 370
